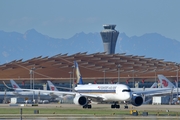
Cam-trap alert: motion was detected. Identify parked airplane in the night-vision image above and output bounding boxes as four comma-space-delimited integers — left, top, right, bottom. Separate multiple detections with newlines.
158, 74, 180, 104
157, 75, 176, 88
47, 81, 74, 103
9, 80, 52, 102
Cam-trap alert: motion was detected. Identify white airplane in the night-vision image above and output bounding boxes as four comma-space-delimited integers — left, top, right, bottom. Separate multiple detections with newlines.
158, 74, 180, 104
9, 80, 52, 102
47, 81, 74, 102
60, 61, 170, 108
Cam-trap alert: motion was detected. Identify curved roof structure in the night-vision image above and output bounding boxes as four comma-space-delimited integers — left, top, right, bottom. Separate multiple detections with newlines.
0, 52, 179, 82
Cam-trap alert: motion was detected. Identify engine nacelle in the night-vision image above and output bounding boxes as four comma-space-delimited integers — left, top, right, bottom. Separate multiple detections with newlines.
73, 95, 88, 106
131, 94, 143, 106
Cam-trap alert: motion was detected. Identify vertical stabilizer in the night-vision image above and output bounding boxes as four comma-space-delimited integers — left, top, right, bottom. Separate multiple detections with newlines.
47, 81, 59, 91
10, 79, 21, 89
158, 75, 176, 88
150, 82, 158, 88
74, 61, 83, 84
10, 79, 23, 92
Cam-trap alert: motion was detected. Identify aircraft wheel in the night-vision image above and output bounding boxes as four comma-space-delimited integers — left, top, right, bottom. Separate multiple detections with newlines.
116, 105, 120, 109
83, 105, 87, 108
88, 105, 92, 109
124, 105, 128, 109
111, 105, 115, 108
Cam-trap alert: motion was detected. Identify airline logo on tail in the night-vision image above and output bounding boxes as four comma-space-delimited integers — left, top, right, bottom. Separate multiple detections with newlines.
47, 81, 59, 91
162, 79, 168, 87
10, 79, 23, 92
10, 79, 21, 89
158, 74, 176, 88
13, 85, 18, 89
50, 86, 55, 91
74, 61, 83, 84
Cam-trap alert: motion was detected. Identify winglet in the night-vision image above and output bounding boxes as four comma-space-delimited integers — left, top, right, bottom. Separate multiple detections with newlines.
150, 82, 158, 88
74, 61, 83, 85
2, 81, 13, 90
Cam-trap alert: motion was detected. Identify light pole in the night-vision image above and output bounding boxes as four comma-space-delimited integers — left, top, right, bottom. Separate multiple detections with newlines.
132, 70, 135, 88
154, 69, 157, 83
72, 65, 75, 92
103, 70, 106, 84
176, 63, 179, 102
30, 67, 35, 104
29, 69, 32, 89
117, 64, 121, 84
69, 72, 72, 92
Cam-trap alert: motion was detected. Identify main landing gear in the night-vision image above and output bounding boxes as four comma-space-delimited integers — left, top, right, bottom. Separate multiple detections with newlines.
83, 104, 92, 109
82, 100, 92, 109
111, 102, 129, 109
111, 102, 120, 109
124, 104, 128, 109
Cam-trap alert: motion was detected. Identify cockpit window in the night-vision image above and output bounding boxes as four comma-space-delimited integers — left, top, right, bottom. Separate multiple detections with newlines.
122, 89, 131, 92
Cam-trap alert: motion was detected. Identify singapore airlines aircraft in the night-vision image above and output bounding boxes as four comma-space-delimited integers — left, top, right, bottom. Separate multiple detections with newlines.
71, 61, 173, 108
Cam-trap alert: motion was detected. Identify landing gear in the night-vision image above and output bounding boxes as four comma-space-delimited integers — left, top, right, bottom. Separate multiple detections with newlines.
83, 104, 92, 109
124, 104, 128, 109
111, 102, 120, 109
124, 102, 128, 109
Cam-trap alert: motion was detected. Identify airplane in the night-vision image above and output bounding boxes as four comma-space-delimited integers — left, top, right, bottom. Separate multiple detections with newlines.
56, 61, 172, 108
158, 74, 180, 104
47, 81, 74, 102
9, 80, 53, 102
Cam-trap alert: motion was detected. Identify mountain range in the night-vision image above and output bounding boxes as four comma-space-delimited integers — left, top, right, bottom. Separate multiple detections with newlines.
0, 29, 180, 64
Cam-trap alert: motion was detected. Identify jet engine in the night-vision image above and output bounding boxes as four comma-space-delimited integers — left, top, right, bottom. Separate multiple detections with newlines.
131, 94, 143, 106
73, 95, 88, 106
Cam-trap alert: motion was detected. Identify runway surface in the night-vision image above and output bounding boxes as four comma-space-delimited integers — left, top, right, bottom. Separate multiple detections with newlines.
0, 103, 180, 120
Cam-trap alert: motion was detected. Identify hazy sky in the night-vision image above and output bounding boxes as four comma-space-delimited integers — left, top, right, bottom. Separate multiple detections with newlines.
1, 0, 180, 40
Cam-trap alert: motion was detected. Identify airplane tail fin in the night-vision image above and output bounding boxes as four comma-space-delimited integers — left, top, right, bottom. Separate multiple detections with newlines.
47, 81, 59, 91
74, 61, 83, 85
157, 74, 176, 88
10, 79, 21, 89
150, 82, 158, 88
10, 79, 23, 92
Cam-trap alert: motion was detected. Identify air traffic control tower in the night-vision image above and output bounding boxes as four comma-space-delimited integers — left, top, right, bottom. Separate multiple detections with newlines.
100, 24, 119, 54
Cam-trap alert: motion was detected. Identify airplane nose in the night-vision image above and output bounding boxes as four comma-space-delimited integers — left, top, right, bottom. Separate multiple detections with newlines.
124, 92, 131, 101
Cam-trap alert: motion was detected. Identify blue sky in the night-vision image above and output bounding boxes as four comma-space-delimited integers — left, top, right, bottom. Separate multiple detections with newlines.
1, 0, 180, 40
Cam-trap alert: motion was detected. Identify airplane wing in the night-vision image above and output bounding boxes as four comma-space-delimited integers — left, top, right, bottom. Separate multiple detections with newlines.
13, 88, 105, 100
132, 88, 173, 96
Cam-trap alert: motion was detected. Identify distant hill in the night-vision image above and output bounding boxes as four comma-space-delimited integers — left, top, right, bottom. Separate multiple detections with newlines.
0, 29, 180, 64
